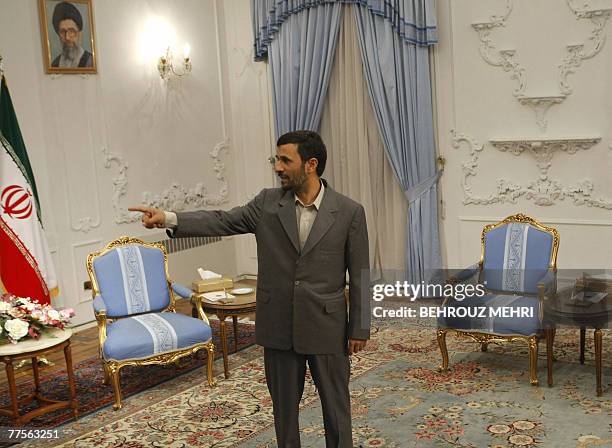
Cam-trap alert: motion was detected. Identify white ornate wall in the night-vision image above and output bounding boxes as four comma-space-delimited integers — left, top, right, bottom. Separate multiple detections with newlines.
0, 0, 270, 324
434, 0, 612, 270
222, 0, 276, 277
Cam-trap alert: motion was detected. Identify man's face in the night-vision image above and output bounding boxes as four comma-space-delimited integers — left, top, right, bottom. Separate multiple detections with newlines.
274, 144, 308, 191
58, 19, 80, 47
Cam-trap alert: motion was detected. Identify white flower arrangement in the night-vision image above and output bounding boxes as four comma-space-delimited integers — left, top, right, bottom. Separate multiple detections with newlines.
0, 294, 74, 344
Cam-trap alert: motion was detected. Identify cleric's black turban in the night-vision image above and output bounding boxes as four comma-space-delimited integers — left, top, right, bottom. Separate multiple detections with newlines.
52, 2, 83, 33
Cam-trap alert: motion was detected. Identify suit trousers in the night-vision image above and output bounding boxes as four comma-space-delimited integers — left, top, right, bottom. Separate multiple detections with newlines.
263, 347, 352, 448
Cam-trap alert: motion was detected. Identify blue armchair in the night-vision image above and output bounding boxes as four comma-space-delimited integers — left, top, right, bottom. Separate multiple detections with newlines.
438, 214, 560, 385
86, 237, 216, 410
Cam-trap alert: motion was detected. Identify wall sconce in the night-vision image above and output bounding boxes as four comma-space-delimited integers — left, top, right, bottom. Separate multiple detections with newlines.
157, 43, 191, 80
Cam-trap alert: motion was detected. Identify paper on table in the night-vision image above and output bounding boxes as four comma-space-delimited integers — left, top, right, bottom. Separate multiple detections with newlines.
201, 291, 235, 302
198, 268, 222, 280
582, 291, 608, 304
570, 291, 608, 305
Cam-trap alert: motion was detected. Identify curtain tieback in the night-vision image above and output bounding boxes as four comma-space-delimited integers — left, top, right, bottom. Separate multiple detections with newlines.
404, 171, 441, 204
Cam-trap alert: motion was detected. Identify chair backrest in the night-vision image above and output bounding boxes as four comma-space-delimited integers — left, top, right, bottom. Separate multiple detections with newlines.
480, 214, 559, 294
87, 237, 173, 318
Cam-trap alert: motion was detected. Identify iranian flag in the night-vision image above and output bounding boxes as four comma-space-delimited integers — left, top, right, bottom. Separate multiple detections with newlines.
0, 74, 58, 304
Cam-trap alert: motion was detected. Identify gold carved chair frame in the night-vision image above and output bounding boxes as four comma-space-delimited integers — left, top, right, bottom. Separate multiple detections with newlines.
437, 214, 560, 385
86, 237, 216, 409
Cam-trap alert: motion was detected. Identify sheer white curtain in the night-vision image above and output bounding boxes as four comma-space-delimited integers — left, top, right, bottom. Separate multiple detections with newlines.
320, 5, 407, 279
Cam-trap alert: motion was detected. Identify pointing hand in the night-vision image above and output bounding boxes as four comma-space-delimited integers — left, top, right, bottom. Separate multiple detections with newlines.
128, 206, 166, 229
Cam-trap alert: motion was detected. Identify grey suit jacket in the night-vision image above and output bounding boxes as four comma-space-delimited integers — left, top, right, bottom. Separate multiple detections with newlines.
173, 180, 371, 354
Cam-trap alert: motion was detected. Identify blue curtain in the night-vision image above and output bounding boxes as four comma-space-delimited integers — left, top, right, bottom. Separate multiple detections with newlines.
269, 3, 343, 136
354, 4, 440, 284
252, 0, 439, 284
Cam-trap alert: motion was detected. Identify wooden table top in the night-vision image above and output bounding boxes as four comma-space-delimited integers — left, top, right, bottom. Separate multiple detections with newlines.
194, 280, 257, 311
544, 279, 612, 328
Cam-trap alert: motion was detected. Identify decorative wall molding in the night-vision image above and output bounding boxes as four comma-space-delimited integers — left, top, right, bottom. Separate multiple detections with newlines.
471, 0, 612, 132
451, 129, 485, 202
49, 82, 102, 234
459, 215, 612, 227
560, 1, 612, 94
472, 1, 525, 98
102, 147, 129, 223
213, 0, 229, 138
490, 137, 600, 179
517, 96, 565, 132
103, 142, 230, 224
452, 130, 612, 208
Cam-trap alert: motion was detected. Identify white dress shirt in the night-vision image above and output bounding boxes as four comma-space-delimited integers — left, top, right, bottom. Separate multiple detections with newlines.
295, 181, 325, 250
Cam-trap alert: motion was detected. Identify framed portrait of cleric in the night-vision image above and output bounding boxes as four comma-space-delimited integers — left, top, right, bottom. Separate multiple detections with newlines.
38, 0, 97, 74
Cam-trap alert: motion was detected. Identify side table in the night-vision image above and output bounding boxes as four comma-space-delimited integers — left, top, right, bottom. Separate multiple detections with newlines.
0, 328, 78, 425
192, 285, 256, 379
544, 282, 610, 396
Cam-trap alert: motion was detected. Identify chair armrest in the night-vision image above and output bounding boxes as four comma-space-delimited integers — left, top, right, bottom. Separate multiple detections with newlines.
92, 295, 108, 359
537, 268, 557, 299
93, 294, 107, 314
172, 282, 194, 299
447, 263, 480, 284
191, 294, 210, 326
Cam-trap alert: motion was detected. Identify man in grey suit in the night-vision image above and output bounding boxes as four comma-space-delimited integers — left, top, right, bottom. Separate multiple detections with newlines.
130, 130, 370, 447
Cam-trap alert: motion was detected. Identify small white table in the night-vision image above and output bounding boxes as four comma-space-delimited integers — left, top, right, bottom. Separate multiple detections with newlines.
0, 328, 78, 425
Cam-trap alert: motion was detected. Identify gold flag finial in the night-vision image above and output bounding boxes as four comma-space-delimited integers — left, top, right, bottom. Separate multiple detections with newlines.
0, 54, 4, 79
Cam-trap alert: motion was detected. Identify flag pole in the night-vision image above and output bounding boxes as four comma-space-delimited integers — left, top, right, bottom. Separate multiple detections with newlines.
0, 54, 4, 297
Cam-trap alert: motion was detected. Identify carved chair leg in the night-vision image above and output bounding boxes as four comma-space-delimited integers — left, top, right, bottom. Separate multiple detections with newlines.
206, 342, 217, 387
437, 329, 450, 372
481, 343, 488, 352
528, 337, 539, 386
102, 363, 110, 385
109, 364, 123, 410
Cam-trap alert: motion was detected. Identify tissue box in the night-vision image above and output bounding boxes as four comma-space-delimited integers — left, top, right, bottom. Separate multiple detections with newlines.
192, 277, 234, 293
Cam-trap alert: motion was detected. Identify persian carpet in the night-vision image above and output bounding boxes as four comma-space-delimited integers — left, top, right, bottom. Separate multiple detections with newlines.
0, 319, 256, 428
20, 318, 611, 448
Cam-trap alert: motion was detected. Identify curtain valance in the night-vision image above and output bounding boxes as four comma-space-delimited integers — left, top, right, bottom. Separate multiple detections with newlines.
252, 0, 438, 60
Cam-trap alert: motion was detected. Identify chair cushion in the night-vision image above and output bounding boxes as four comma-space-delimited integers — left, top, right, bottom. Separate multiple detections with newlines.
438, 294, 541, 337
482, 222, 553, 294
93, 244, 171, 317
103, 312, 212, 361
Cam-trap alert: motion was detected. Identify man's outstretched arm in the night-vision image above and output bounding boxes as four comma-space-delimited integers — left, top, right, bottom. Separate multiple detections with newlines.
129, 189, 267, 237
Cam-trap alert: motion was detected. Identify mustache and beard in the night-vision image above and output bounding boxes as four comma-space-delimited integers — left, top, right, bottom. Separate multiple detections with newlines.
61, 41, 82, 63
278, 163, 307, 192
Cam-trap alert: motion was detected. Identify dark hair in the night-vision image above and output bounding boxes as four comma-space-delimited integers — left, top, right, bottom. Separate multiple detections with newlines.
276, 130, 327, 176
53, 2, 83, 33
